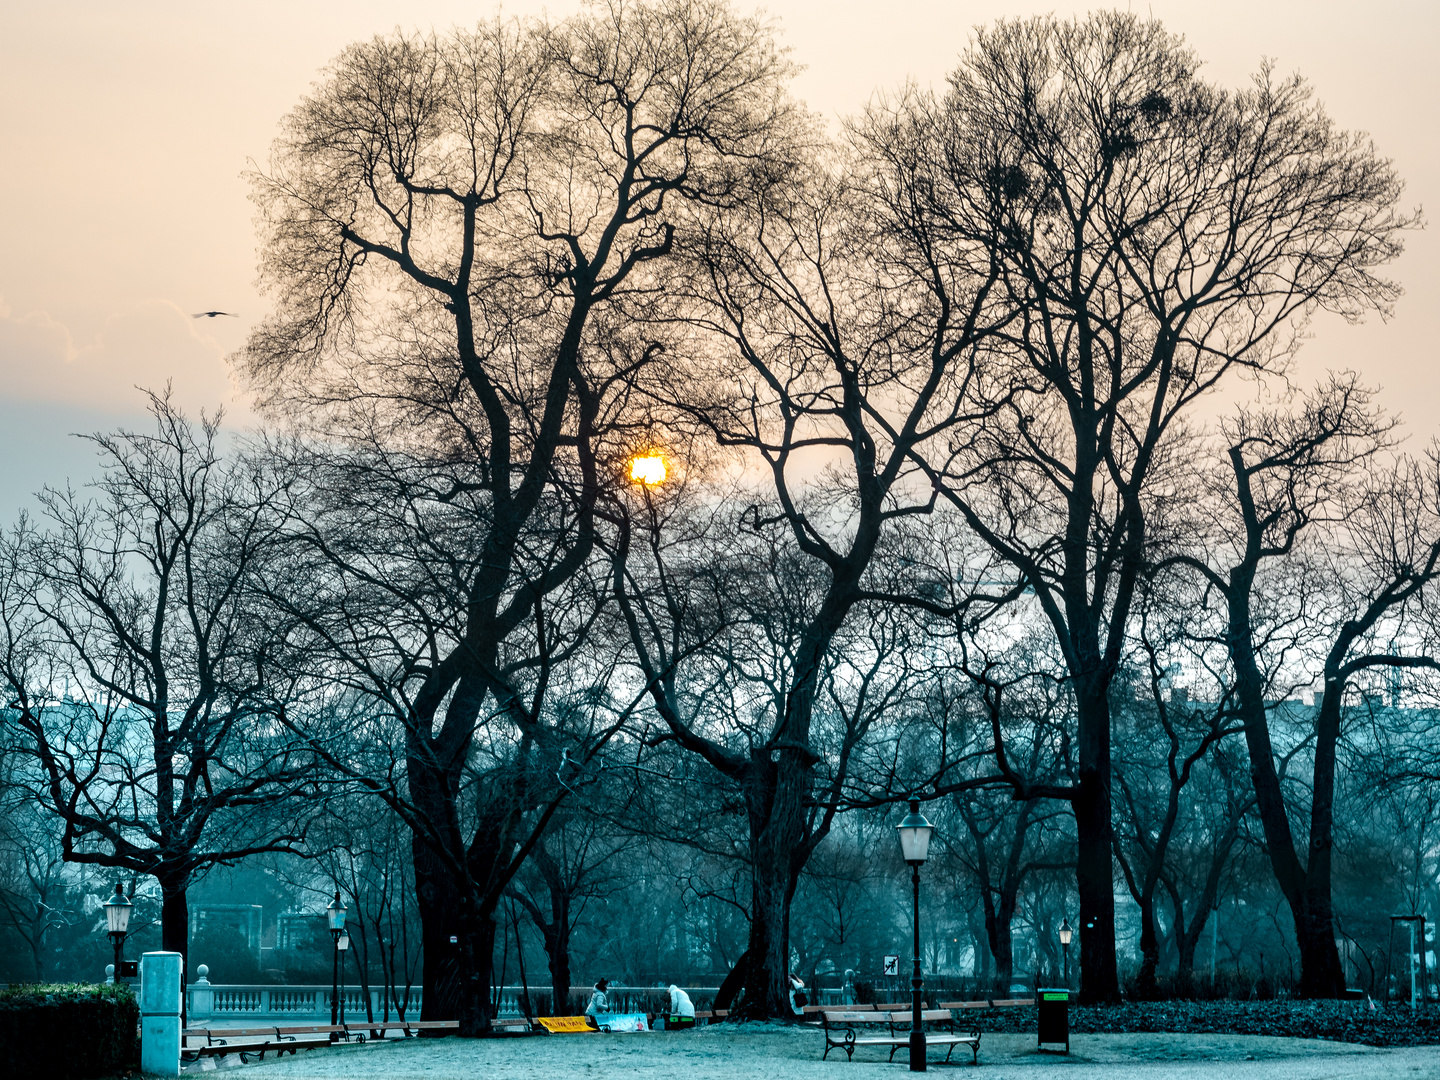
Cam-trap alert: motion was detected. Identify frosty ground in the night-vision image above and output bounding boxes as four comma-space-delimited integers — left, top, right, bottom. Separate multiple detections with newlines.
188, 1023, 1440, 1080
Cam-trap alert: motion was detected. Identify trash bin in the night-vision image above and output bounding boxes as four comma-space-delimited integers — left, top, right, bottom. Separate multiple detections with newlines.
1036, 987, 1070, 1053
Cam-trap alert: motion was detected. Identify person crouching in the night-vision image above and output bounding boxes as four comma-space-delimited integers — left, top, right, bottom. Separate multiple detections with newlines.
584, 978, 610, 1027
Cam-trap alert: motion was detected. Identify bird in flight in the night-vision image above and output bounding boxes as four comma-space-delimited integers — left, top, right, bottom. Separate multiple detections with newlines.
191, 311, 237, 319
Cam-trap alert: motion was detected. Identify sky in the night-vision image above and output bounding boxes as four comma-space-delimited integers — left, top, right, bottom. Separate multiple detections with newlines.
0, 0, 1435, 518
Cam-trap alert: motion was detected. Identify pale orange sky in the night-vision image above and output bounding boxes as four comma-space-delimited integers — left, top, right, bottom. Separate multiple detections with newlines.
0, 0, 1434, 510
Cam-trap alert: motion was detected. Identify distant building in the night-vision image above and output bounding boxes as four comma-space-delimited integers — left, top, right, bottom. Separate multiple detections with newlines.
189, 904, 264, 960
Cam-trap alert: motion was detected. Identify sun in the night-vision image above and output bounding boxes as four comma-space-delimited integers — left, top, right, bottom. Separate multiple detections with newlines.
629, 454, 667, 486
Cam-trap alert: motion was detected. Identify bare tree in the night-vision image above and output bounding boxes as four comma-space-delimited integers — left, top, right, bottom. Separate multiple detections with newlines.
1164, 378, 1440, 995
241, 0, 799, 1033
508, 810, 631, 1014
609, 46, 1021, 1007
883, 12, 1413, 999
0, 395, 319, 976
1111, 604, 1244, 997
0, 791, 82, 981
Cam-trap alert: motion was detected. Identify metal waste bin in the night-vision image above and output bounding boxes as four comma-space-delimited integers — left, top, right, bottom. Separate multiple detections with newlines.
1037, 987, 1070, 1053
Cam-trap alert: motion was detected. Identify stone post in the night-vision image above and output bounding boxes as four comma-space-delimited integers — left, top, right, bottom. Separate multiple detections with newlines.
140, 951, 183, 1078
190, 964, 214, 1020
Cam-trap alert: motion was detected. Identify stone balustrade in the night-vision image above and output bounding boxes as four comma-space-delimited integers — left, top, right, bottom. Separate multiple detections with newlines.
176, 966, 748, 1022
185, 965, 419, 1022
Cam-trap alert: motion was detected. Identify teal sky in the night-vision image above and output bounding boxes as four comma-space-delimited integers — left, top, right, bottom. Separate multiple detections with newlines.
1, 0, 1434, 517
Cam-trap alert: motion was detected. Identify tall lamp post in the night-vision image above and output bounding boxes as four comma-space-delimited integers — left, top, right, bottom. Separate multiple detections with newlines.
337, 930, 350, 1030
103, 883, 132, 984
326, 892, 347, 1041
897, 798, 935, 1073
1059, 919, 1073, 989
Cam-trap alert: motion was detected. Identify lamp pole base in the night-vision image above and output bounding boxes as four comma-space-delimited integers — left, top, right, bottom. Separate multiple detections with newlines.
909, 1028, 927, 1072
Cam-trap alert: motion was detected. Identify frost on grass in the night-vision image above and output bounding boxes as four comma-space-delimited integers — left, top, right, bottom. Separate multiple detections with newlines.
201, 1025, 1437, 1080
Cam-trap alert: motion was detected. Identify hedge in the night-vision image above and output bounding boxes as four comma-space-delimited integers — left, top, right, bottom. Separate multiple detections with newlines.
0, 983, 139, 1079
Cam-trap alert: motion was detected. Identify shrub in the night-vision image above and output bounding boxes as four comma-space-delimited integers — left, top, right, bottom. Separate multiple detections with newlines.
0, 983, 139, 1079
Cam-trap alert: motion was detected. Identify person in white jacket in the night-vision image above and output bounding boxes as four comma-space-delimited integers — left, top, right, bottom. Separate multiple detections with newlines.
666, 984, 696, 1029
585, 978, 610, 1020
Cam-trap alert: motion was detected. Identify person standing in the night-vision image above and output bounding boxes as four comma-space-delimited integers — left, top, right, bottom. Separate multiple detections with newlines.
788, 972, 808, 1016
841, 969, 857, 1006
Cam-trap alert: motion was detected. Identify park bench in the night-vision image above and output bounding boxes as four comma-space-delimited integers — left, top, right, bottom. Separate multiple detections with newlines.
940, 997, 1036, 1012
690, 1008, 728, 1025
181, 1025, 350, 1063
819, 1009, 979, 1065
338, 1019, 460, 1038
181, 1019, 466, 1063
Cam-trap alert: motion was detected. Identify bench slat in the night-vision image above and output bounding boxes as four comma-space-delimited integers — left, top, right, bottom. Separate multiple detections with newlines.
882, 1010, 954, 1023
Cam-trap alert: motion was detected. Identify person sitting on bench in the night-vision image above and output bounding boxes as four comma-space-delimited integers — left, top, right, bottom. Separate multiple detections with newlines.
666, 984, 696, 1029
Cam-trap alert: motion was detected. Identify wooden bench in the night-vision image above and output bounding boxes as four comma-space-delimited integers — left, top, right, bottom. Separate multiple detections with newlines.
181, 1020, 465, 1063
940, 997, 1036, 1011
181, 1025, 348, 1063
335, 1019, 459, 1038
690, 1009, 728, 1025
819, 1009, 979, 1064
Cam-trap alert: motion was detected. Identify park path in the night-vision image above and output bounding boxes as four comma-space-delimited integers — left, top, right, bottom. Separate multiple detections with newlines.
193, 1025, 1440, 1079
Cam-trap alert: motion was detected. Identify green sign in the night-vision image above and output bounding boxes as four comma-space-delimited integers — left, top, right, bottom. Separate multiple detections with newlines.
1042, 992, 1069, 1001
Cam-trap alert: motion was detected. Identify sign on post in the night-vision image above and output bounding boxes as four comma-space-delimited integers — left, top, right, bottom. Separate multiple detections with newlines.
882, 955, 899, 976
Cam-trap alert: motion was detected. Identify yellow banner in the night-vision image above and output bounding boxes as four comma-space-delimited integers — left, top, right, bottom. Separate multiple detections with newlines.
537, 1016, 596, 1034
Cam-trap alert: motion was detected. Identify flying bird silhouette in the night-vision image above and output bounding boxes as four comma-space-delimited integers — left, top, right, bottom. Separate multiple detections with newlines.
191, 311, 237, 319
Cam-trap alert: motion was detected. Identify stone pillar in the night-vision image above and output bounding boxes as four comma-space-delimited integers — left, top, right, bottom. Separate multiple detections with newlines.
190, 964, 213, 1020
140, 951, 183, 1078
105, 964, 114, 985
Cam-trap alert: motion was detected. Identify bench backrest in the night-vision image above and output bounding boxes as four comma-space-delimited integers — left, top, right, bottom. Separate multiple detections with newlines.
939, 998, 1035, 1010
821, 1010, 889, 1025
883, 1010, 951, 1023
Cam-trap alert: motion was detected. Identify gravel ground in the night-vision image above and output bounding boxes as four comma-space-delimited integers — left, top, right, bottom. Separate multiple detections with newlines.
187, 1023, 1440, 1080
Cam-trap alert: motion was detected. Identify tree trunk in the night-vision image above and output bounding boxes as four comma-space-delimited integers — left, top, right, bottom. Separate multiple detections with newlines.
738, 749, 810, 1019
713, 946, 754, 1013
413, 833, 462, 1021
1174, 907, 1198, 992
1074, 682, 1120, 1003
1232, 610, 1345, 997
158, 873, 189, 959
157, 869, 190, 1024
1298, 685, 1346, 997
545, 902, 572, 1015
989, 908, 1014, 985
456, 907, 497, 1036
1134, 890, 1160, 999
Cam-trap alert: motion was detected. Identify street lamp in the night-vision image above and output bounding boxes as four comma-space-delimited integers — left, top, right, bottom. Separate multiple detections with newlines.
337, 930, 350, 1030
1058, 919, 1073, 988
326, 891, 347, 1041
103, 883, 132, 983
897, 798, 935, 1073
